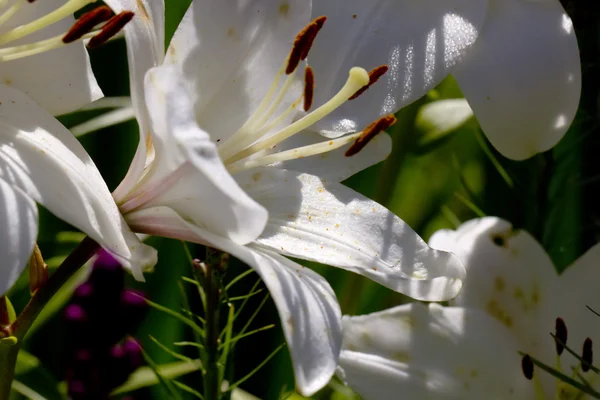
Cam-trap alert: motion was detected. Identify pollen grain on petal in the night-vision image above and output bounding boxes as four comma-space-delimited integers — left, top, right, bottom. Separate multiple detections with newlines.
63, 6, 113, 43
87, 11, 135, 49
303, 66, 315, 111
285, 16, 327, 75
349, 65, 389, 100
345, 114, 396, 157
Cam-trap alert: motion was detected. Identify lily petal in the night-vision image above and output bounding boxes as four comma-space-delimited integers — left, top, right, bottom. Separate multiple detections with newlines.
308, 0, 487, 137
125, 206, 342, 397
263, 130, 391, 182
165, 0, 311, 143
0, 0, 102, 115
339, 303, 532, 399
108, 0, 166, 201
452, 0, 580, 160
239, 168, 465, 301
0, 178, 37, 296
0, 85, 156, 280
429, 217, 557, 353
135, 65, 267, 245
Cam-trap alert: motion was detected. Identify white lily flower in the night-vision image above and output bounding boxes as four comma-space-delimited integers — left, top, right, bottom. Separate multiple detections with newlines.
104, 0, 468, 395
0, 0, 158, 296
337, 217, 600, 399
308, 0, 581, 160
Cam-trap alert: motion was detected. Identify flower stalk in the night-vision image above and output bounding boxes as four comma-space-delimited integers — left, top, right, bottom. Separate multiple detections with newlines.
0, 237, 100, 399
195, 248, 229, 400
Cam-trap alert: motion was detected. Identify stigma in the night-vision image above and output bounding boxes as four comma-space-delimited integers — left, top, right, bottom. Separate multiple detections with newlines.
0, 0, 134, 62
216, 16, 392, 174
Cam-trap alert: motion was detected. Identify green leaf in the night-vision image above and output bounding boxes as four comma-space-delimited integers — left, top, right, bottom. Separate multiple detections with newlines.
416, 98, 474, 147
149, 335, 194, 363
11, 380, 47, 400
15, 350, 41, 375
143, 297, 204, 337
112, 359, 203, 395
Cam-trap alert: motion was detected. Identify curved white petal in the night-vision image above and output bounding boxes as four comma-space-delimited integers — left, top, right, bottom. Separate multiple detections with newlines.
125, 206, 341, 396
429, 217, 557, 353
262, 130, 391, 183
0, 178, 37, 296
108, 0, 166, 201
165, 0, 311, 143
0, 0, 102, 115
452, 0, 580, 160
338, 303, 532, 399
0, 85, 156, 280
238, 168, 465, 301
132, 66, 267, 245
307, 0, 487, 137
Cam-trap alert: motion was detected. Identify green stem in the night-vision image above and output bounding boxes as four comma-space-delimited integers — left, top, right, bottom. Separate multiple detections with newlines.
204, 262, 220, 400
0, 341, 20, 400
0, 237, 99, 399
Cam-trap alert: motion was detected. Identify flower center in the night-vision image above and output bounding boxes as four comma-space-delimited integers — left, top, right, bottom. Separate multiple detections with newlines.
0, 0, 132, 62
216, 16, 395, 174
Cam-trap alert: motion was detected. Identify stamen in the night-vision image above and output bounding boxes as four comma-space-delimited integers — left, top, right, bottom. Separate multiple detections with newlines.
303, 66, 315, 111
224, 67, 370, 165
522, 354, 534, 380
582, 338, 593, 372
0, 31, 97, 62
0, 0, 96, 45
286, 16, 327, 74
345, 114, 396, 157
63, 6, 113, 43
555, 317, 568, 356
349, 65, 389, 100
0, 0, 27, 28
88, 11, 134, 49
227, 131, 364, 174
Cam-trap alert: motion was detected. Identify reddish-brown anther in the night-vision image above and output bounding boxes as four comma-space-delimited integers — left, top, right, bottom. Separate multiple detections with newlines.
286, 16, 327, 75
348, 65, 389, 100
87, 11, 134, 49
345, 114, 397, 157
303, 66, 315, 111
63, 6, 113, 43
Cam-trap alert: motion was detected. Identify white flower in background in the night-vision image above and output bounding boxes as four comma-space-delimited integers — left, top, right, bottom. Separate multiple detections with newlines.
309, 0, 581, 160
103, 0, 476, 395
0, 0, 157, 296
337, 217, 600, 399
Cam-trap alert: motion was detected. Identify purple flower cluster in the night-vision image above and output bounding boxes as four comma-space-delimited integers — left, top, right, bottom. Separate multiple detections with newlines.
64, 251, 148, 399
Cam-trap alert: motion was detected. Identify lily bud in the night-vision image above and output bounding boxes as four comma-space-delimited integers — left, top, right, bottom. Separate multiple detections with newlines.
29, 244, 48, 294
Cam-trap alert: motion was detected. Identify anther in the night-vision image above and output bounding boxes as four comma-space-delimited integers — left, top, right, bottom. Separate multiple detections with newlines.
345, 114, 397, 157
286, 16, 327, 74
303, 66, 315, 111
521, 354, 534, 380
554, 317, 568, 356
582, 338, 593, 372
349, 65, 389, 100
87, 11, 134, 49
63, 6, 113, 43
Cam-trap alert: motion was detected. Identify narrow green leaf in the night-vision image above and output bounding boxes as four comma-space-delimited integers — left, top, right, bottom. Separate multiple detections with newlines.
173, 341, 204, 350
551, 334, 600, 374
112, 359, 203, 395
139, 349, 183, 400
227, 343, 285, 391
225, 269, 256, 291
219, 325, 275, 351
11, 380, 47, 400
228, 289, 264, 302
233, 279, 263, 321
149, 335, 194, 363
238, 294, 270, 337
143, 297, 204, 337
219, 303, 235, 384
173, 381, 204, 399
15, 350, 41, 375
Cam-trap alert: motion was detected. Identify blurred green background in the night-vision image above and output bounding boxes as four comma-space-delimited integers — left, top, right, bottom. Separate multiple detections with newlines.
7, 0, 600, 399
